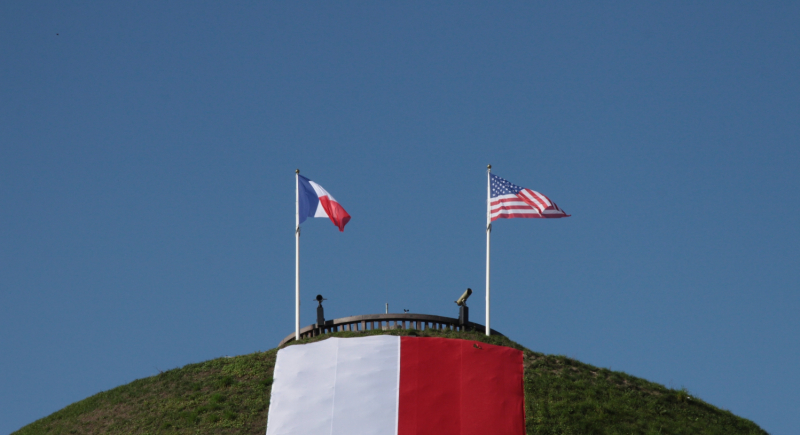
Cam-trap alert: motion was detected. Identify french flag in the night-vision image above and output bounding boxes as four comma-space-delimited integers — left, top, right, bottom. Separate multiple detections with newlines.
298, 175, 351, 232
266, 336, 524, 435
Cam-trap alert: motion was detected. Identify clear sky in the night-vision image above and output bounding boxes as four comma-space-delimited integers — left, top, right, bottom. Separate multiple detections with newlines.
1, 2, 798, 434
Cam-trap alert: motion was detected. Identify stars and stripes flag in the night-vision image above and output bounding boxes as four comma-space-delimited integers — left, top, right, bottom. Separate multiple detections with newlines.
490, 173, 570, 221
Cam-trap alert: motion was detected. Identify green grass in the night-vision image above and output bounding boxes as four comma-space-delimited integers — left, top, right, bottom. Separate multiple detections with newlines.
13, 329, 767, 434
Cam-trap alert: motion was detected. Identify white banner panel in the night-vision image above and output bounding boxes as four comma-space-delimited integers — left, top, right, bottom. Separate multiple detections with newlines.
266, 335, 401, 435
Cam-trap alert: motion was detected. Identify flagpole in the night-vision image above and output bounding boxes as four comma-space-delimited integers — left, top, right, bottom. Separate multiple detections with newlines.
295, 169, 300, 341
486, 164, 492, 336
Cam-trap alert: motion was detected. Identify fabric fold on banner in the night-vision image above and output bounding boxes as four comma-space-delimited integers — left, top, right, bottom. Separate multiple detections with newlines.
265, 336, 524, 435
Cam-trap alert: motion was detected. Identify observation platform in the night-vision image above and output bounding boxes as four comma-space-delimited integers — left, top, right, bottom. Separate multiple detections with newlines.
279, 313, 504, 347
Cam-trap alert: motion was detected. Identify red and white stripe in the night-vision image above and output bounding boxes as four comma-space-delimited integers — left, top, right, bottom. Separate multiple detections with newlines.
266, 335, 524, 435
518, 188, 551, 211
491, 189, 568, 221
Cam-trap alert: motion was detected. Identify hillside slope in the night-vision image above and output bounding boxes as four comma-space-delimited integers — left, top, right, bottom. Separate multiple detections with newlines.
14, 329, 766, 435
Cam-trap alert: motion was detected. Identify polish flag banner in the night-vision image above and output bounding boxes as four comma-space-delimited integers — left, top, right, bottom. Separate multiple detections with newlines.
265, 335, 524, 435
298, 175, 351, 232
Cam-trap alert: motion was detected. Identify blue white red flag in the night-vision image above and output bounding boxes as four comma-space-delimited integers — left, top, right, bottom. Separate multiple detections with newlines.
490, 174, 570, 221
298, 175, 351, 231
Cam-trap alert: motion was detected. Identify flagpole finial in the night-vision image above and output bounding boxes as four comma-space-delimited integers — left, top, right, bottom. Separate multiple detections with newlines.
487, 164, 491, 170
295, 169, 300, 174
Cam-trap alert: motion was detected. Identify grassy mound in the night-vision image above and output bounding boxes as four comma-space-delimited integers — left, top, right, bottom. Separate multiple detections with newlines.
14, 329, 766, 434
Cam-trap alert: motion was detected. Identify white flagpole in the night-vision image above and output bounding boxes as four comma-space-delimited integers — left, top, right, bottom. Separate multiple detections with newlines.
486, 164, 492, 336
295, 169, 300, 341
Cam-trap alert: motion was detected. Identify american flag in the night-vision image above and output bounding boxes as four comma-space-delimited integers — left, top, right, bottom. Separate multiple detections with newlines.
490, 174, 570, 221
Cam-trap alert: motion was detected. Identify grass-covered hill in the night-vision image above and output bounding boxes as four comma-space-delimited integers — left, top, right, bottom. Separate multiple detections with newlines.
14, 329, 766, 435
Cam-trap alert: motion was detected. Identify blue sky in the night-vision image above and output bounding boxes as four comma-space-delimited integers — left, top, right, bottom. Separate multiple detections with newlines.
1, 2, 798, 434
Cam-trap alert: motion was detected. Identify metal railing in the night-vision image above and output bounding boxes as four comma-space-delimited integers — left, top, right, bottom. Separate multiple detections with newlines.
279, 313, 504, 347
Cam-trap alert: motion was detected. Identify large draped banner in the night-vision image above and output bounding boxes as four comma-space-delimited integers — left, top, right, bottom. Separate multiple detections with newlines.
266, 335, 524, 435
